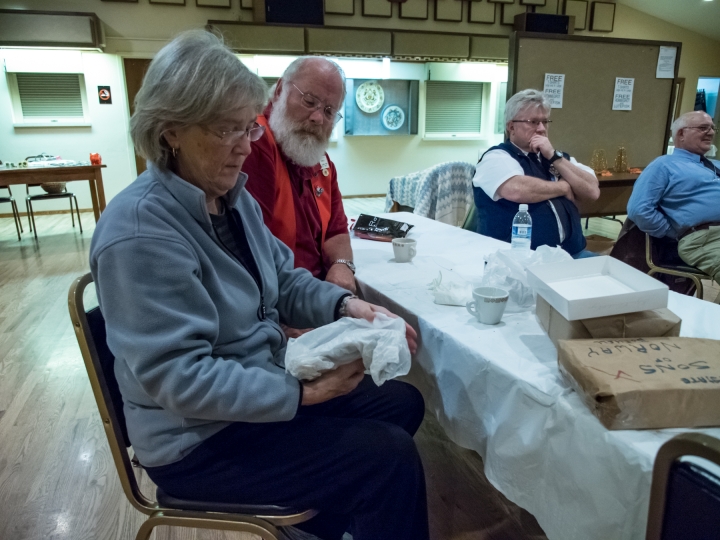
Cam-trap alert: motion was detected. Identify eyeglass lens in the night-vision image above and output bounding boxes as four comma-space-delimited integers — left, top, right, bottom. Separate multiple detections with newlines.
294, 84, 342, 122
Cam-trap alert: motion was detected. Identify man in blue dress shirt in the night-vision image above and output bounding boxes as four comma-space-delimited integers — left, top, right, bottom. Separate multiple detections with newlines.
627, 111, 720, 296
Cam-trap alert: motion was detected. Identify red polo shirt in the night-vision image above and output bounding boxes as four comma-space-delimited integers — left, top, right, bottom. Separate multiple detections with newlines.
242, 104, 348, 279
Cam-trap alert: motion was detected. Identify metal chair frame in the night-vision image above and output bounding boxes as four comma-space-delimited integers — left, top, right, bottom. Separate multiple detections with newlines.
68, 273, 316, 540
645, 233, 714, 300
26, 183, 83, 239
646, 433, 720, 540
1, 185, 23, 240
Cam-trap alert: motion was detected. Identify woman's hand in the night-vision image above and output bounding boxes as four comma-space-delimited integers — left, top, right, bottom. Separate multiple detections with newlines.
301, 359, 365, 406
344, 298, 418, 354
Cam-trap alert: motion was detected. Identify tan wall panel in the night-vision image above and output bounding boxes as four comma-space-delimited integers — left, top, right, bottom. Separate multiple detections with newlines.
470, 36, 509, 60
514, 36, 676, 167
325, 0, 354, 15
307, 28, 391, 55
393, 32, 469, 58
211, 23, 305, 53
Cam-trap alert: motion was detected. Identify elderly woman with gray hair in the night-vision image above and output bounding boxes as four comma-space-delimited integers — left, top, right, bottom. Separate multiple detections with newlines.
90, 30, 428, 540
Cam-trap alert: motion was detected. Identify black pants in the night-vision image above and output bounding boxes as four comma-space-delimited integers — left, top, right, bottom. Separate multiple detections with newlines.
145, 376, 429, 540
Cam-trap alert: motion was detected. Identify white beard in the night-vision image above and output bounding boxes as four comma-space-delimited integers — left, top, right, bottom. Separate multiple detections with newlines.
269, 96, 330, 167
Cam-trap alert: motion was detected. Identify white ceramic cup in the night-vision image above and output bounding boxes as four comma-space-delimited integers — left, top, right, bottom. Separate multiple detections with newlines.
392, 238, 417, 263
466, 286, 509, 325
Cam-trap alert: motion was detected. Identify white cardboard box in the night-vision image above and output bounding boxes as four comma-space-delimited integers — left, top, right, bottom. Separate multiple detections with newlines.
526, 256, 668, 321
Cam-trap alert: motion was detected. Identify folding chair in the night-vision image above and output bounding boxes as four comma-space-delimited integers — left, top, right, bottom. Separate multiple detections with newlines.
646, 433, 720, 540
68, 273, 316, 540
26, 182, 82, 239
1, 185, 23, 240
645, 233, 714, 300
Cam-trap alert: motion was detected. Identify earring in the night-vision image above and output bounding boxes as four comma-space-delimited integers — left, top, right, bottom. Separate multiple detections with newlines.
172, 147, 177, 158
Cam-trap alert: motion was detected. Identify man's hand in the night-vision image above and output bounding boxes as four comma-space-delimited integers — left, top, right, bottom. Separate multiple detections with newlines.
301, 358, 365, 406
325, 263, 357, 294
344, 298, 418, 354
529, 135, 555, 160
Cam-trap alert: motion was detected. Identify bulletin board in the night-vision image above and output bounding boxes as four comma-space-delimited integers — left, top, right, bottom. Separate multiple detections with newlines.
508, 32, 682, 167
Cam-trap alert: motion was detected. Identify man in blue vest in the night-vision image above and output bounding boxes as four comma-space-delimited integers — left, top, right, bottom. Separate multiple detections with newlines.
472, 89, 600, 258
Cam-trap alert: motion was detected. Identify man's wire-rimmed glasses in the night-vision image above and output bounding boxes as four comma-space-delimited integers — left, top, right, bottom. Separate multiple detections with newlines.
292, 83, 343, 124
204, 122, 266, 146
511, 119, 552, 127
686, 125, 718, 135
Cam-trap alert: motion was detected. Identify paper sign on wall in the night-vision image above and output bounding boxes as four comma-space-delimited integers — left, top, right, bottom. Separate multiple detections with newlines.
543, 73, 565, 108
612, 78, 634, 111
656, 46, 677, 79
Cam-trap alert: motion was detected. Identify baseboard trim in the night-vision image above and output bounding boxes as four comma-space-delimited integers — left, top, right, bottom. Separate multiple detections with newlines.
0, 209, 94, 219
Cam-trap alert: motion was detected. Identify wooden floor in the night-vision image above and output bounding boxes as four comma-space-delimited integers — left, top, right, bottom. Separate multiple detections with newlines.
0, 212, 547, 540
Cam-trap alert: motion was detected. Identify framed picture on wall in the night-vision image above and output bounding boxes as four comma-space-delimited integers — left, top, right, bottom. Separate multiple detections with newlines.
469, 0, 496, 24
435, 0, 463, 22
196, 0, 231, 7
563, 0, 588, 31
487, 0, 515, 4
149, 0, 185, 5
501, 2, 526, 25
400, 0, 429, 20
535, 0, 559, 13
362, 0, 392, 17
325, 0, 354, 15
590, 1, 615, 32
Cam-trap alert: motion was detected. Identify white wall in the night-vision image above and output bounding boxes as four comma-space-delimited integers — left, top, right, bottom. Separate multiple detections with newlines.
243, 55, 508, 195
1, 49, 505, 210
0, 49, 136, 210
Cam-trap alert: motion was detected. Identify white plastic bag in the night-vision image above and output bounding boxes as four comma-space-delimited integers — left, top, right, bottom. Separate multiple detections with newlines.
284, 313, 411, 386
480, 245, 572, 312
428, 271, 473, 306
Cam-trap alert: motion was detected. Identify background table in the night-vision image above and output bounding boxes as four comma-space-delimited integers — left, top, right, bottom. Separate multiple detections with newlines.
350, 213, 720, 540
577, 171, 640, 218
0, 165, 107, 223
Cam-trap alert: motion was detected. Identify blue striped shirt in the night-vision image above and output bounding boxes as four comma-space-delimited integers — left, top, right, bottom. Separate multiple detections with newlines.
627, 148, 720, 238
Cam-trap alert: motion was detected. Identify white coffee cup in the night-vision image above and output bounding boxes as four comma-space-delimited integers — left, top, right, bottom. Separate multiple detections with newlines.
392, 238, 417, 263
466, 286, 509, 325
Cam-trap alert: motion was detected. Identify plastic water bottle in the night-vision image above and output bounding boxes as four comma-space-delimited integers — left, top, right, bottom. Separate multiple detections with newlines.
511, 204, 532, 250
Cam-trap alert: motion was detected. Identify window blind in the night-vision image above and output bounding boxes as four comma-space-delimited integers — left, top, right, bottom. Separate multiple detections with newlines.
16, 73, 84, 118
425, 81, 483, 134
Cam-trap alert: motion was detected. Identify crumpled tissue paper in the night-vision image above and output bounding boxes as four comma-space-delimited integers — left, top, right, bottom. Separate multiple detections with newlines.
284, 313, 410, 386
481, 245, 572, 312
428, 271, 473, 306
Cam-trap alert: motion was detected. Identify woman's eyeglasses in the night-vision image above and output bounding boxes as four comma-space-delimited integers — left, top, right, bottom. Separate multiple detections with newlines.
205, 122, 266, 145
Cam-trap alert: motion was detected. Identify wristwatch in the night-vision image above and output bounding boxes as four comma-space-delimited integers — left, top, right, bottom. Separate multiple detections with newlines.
548, 150, 564, 165
332, 259, 356, 274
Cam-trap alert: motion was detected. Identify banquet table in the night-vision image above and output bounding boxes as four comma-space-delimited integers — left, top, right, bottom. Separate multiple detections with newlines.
349, 212, 720, 540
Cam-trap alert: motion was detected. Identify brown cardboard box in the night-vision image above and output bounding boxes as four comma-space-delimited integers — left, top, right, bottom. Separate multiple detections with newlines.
557, 337, 720, 430
536, 295, 681, 348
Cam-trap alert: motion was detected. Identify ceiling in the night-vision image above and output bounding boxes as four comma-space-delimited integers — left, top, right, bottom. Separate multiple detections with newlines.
616, 0, 720, 42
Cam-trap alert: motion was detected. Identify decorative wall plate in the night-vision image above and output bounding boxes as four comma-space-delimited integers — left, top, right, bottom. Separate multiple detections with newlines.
355, 81, 385, 113
381, 105, 405, 130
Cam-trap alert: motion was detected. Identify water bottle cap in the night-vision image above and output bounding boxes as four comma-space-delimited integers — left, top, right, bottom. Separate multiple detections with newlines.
519, 204, 528, 212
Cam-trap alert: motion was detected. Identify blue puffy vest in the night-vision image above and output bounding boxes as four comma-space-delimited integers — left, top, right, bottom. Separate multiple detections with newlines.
473, 141, 586, 255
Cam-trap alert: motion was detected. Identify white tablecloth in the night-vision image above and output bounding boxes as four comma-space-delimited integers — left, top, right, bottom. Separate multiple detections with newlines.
350, 213, 720, 540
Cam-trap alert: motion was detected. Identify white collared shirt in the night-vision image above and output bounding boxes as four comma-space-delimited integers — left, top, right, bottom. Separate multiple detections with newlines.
472, 144, 594, 242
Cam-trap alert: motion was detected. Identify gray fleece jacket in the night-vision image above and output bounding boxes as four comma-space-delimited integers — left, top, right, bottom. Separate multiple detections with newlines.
90, 163, 347, 467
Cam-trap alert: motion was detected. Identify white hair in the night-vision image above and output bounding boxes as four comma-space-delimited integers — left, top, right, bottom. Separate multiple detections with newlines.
282, 56, 347, 103
671, 111, 712, 140
269, 84, 330, 167
504, 89, 552, 127
130, 30, 268, 169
